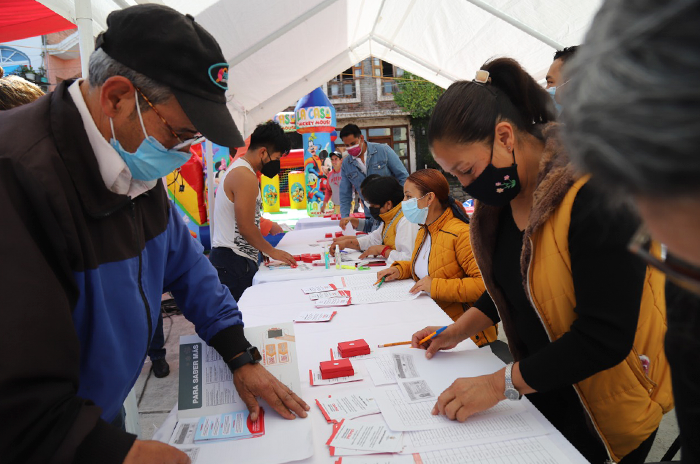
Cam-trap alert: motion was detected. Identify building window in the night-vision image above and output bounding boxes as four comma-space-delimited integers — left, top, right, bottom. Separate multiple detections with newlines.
327, 63, 361, 99
371, 58, 382, 78
0, 46, 31, 75
380, 61, 404, 95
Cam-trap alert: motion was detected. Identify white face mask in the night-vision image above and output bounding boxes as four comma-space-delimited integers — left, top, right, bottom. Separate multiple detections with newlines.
401, 193, 430, 224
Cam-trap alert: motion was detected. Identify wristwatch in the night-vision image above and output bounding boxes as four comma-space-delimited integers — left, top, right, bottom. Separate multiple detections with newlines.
226, 346, 262, 372
504, 362, 522, 401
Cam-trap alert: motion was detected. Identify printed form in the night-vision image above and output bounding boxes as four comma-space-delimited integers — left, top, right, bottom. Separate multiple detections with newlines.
329, 419, 404, 453
178, 323, 300, 420
334, 436, 582, 463
316, 389, 381, 423
333, 274, 423, 305
172, 323, 313, 464
375, 387, 527, 431
365, 354, 398, 386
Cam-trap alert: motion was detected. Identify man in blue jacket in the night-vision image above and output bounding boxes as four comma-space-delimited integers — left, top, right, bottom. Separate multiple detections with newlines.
338, 124, 409, 233
0, 5, 307, 464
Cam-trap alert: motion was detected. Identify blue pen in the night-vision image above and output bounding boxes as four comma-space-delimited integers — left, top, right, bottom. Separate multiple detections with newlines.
418, 326, 448, 345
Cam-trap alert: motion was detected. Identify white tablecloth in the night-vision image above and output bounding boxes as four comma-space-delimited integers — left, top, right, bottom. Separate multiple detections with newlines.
253, 226, 387, 285
294, 217, 340, 230
155, 276, 588, 464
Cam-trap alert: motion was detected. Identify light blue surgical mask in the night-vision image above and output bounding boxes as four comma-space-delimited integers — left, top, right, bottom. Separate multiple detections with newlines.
109, 91, 191, 181
401, 193, 430, 224
547, 86, 563, 115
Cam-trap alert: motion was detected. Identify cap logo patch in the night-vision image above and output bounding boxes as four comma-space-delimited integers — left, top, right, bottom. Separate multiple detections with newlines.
208, 63, 229, 90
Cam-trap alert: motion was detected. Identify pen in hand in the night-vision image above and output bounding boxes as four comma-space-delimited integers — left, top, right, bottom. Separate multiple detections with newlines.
374, 276, 386, 291
418, 326, 447, 345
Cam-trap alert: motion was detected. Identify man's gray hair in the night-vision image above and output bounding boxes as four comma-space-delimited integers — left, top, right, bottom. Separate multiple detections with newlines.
562, 0, 700, 199
88, 48, 173, 111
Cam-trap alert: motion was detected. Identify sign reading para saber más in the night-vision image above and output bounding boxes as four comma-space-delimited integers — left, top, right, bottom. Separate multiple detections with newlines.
178, 342, 202, 412
295, 106, 333, 129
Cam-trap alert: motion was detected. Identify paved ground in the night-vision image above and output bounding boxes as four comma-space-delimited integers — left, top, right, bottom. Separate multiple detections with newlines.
134, 313, 680, 462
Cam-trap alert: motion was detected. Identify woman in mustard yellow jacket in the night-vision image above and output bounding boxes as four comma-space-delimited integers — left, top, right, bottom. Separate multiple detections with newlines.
411, 58, 672, 464
377, 169, 498, 347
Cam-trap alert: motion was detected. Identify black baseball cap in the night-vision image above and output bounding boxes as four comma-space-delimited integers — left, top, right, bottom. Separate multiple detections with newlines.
95, 4, 244, 148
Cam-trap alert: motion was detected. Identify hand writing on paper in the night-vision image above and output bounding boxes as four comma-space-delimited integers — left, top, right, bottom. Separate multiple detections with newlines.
409, 276, 433, 296
269, 249, 297, 267
411, 324, 462, 359
431, 373, 504, 422
123, 440, 190, 464
376, 266, 401, 282
233, 362, 310, 421
359, 245, 388, 259
339, 217, 359, 230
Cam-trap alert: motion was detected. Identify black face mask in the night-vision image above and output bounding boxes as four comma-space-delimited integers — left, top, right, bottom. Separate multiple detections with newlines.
369, 206, 383, 220
462, 148, 521, 206
261, 155, 281, 179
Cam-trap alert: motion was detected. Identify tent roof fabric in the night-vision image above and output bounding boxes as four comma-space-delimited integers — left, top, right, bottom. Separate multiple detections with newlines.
0, 0, 75, 43
38, 0, 602, 137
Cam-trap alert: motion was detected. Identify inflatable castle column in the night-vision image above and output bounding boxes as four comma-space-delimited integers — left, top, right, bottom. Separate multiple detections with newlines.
294, 88, 337, 216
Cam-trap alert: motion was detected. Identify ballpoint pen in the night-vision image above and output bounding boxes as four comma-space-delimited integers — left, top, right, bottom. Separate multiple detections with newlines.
377, 341, 412, 348
418, 326, 448, 345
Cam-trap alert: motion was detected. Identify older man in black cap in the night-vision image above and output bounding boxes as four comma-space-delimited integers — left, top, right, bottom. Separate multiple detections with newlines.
0, 5, 308, 464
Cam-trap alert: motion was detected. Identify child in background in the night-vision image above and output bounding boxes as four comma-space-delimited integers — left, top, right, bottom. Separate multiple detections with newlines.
323, 151, 343, 213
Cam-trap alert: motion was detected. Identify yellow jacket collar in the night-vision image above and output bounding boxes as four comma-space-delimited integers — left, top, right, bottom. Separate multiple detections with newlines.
425, 207, 453, 233
379, 203, 403, 223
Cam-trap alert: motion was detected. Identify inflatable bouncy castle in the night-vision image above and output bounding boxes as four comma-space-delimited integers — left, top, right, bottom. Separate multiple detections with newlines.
294, 88, 337, 216
165, 142, 233, 249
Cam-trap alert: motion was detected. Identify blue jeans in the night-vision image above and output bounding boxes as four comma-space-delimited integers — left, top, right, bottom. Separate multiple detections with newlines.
147, 311, 166, 362
209, 247, 258, 302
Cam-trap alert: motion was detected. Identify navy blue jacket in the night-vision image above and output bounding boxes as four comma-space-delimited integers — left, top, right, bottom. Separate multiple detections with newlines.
0, 81, 250, 464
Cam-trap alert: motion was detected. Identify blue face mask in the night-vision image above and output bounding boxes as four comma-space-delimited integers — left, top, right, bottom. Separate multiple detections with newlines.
401, 193, 430, 224
109, 91, 191, 181
547, 86, 563, 115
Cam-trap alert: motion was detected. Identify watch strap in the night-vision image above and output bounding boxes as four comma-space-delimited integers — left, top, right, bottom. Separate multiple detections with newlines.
504, 362, 521, 400
227, 346, 260, 372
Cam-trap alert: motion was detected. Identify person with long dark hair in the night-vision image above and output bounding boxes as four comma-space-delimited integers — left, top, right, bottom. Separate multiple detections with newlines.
378, 169, 498, 347
330, 175, 419, 264
411, 58, 672, 463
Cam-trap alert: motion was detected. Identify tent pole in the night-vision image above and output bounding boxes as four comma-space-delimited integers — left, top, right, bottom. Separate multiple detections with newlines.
228, 0, 341, 67
464, 0, 563, 50
205, 140, 215, 236
370, 35, 459, 83
75, 0, 93, 77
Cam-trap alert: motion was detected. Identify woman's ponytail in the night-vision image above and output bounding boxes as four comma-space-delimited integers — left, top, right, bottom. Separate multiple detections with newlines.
429, 57, 555, 147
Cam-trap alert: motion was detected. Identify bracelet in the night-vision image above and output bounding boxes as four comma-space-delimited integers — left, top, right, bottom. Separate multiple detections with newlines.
380, 246, 391, 258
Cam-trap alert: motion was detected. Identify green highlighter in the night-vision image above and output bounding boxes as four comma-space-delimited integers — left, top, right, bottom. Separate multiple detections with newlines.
374, 276, 386, 291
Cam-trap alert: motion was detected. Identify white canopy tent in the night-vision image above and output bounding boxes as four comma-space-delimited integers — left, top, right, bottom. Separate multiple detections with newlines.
39, 0, 603, 139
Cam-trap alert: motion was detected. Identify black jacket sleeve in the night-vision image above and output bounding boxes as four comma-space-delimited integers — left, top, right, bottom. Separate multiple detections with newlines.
519, 184, 647, 392
664, 282, 700, 464
0, 157, 135, 464
474, 290, 501, 324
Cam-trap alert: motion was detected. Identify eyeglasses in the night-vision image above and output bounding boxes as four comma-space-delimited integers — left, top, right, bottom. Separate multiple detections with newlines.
135, 87, 204, 150
628, 225, 700, 296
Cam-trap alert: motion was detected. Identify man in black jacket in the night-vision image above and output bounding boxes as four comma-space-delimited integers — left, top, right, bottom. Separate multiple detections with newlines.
0, 5, 308, 464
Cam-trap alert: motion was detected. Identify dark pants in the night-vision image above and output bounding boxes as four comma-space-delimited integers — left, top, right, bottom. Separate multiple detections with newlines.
619, 429, 657, 464
147, 311, 166, 362
209, 247, 258, 302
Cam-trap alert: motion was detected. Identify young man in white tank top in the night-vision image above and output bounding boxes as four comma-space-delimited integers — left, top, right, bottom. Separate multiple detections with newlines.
210, 122, 296, 301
